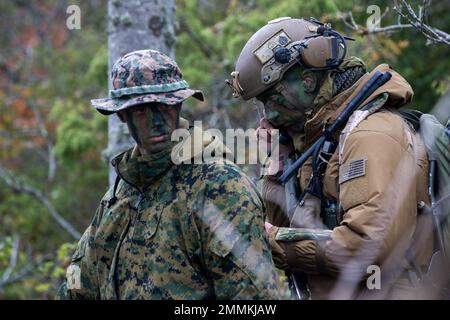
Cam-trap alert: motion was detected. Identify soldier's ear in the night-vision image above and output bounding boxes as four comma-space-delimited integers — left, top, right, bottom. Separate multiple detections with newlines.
300, 70, 319, 93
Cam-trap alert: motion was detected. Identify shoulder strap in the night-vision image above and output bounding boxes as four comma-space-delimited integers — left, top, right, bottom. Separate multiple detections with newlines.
399, 109, 423, 132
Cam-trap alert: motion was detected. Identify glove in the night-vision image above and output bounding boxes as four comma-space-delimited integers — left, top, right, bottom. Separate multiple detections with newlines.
266, 224, 289, 271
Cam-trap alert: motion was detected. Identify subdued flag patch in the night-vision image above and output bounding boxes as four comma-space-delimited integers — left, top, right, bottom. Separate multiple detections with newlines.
339, 159, 366, 184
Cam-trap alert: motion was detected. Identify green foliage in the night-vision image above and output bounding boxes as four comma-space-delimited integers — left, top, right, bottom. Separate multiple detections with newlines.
86, 45, 109, 90
177, 0, 339, 98
0, 237, 77, 299
50, 99, 107, 165
0, 1, 108, 299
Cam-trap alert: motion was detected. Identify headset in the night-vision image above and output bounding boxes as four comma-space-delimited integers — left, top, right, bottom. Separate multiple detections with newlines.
260, 17, 355, 86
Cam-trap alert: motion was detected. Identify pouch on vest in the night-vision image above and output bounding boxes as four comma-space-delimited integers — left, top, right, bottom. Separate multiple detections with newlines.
66, 227, 90, 291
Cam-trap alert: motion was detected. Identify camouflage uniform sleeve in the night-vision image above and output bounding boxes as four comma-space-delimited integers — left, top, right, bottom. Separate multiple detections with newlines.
55, 202, 104, 300
198, 163, 283, 300
275, 228, 332, 242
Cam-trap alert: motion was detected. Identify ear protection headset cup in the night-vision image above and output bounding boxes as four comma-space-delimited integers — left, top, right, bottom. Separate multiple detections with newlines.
301, 36, 335, 68
263, 26, 348, 84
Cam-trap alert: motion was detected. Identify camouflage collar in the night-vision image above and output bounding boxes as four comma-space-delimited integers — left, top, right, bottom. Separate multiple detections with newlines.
112, 146, 174, 192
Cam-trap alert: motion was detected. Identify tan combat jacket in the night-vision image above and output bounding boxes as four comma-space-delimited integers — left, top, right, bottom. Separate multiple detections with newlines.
264, 64, 434, 299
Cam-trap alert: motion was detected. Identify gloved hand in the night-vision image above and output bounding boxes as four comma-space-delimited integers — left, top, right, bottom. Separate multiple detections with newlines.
266, 222, 322, 274
265, 222, 289, 271
257, 118, 293, 176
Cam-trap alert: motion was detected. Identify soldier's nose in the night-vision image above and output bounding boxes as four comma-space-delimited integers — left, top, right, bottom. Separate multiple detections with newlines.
152, 110, 166, 129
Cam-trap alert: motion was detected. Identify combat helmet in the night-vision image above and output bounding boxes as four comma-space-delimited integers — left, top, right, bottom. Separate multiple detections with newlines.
227, 17, 349, 100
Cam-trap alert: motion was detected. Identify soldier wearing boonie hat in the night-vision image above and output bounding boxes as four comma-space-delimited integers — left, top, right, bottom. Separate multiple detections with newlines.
56, 49, 284, 300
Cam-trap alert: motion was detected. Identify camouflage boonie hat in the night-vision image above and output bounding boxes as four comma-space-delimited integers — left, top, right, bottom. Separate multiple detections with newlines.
91, 49, 204, 115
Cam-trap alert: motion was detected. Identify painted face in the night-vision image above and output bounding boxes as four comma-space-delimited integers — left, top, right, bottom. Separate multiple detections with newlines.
258, 91, 305, 129
120, 103, 181, 155
256, 66, 321, 132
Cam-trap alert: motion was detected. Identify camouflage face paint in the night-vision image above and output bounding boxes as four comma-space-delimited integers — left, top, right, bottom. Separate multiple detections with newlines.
256, 65, 323, 131
282, 67, 319, 110
262, 95, 304, 129
122, 103, 181, 155
257, 84, 306, 130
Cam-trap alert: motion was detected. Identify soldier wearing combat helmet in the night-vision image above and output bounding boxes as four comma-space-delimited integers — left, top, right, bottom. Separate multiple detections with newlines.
56, 49, 283, 300
228, 17, 435, 299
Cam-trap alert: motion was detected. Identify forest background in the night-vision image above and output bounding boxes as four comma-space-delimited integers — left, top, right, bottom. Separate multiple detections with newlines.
0, 0, 449, 299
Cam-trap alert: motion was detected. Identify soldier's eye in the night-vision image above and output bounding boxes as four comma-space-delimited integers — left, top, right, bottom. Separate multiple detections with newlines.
134, 106, 148, 114
156, 104, 171, 111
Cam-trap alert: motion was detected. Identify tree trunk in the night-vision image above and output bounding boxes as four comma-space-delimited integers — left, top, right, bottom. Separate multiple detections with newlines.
106, 0, 176, 186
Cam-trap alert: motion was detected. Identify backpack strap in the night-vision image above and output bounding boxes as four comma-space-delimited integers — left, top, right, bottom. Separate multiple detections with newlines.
399, 109, 423, 132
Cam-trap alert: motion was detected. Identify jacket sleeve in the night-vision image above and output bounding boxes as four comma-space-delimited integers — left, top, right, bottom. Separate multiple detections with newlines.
199, 164, 284, 299
261, 175, 290, 227
273, 127, 418, 279
55, 204, 103, 300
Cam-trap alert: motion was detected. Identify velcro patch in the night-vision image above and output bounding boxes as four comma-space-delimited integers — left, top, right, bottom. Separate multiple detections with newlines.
339, 159, 366, 184
253, 30, 292, 64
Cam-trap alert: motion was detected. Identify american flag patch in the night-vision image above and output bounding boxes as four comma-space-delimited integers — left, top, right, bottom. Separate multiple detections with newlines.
339, 159, 366, 184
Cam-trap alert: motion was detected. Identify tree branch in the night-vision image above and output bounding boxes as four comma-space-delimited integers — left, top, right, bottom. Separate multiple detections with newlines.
394, 0, 450, 45
0, 243, 35, 290
1, 235, 20, 286
0, 265, 33, 289
178, 16, 214, 59
0, 166, 81, 239
28, 101, 57, 182
339, 11, 358, 30
339, 0, 450, 46
363, 23, 415, 34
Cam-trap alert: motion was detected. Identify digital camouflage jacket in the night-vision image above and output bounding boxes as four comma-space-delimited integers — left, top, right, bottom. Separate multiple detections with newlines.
57, 135, 282, 300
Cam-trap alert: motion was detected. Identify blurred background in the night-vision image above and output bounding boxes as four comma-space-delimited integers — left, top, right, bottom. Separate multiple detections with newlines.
0, 0, 449, 299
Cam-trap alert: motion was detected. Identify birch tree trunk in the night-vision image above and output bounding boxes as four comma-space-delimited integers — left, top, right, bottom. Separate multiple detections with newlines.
106, 0, 176, 186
